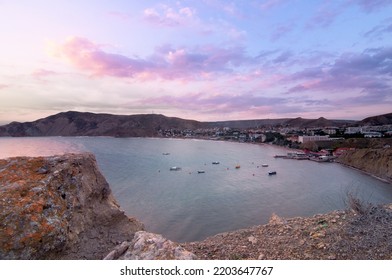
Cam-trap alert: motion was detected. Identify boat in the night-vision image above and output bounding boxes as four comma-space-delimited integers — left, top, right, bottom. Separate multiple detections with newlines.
235, 165, 241, 169
268, 171, 277, 175
262, 164, 269, 167
274, 155, 287, 158
162, 153, 170, 155
197, 170, 205, 174
309, 156, 331, 162
170, 167, 181, 171
212, 161, 220, 164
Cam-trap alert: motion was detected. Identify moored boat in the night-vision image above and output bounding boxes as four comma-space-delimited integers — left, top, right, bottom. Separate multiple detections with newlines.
170, 167, 181, 171
268, 171, 277, 175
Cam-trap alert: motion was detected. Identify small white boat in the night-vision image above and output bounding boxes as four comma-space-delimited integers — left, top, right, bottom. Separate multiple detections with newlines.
268, 171, 277, 175
212, 161, 220, 164
170, 167, 181, 171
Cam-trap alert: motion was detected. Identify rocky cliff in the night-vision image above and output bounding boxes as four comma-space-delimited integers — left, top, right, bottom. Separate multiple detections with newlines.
0, 153, 144, 259
336, 147, 392, 182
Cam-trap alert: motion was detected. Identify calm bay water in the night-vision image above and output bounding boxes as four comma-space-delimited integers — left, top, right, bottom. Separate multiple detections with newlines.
1, 137, 392, 242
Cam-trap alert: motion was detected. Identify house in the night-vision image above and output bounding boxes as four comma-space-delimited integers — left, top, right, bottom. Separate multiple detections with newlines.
364, 132, 382, 138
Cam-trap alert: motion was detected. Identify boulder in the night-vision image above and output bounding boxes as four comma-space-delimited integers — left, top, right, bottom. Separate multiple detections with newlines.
104, 231, 197, 260
0, 153, 144, 259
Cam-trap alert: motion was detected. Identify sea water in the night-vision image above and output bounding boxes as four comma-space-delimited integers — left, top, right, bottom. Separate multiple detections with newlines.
1, 137, 391, 242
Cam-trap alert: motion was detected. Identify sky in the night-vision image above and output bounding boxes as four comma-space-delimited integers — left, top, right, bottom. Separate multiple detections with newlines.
1, 0, 392, 124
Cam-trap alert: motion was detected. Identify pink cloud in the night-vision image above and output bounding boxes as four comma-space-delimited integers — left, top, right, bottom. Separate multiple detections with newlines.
107, 11, 131, 21
31, 69, 58, 79
52, 36, 249, 80
0, 84, 9, 90
53, 37, 150, 78
143, 5, 195, 27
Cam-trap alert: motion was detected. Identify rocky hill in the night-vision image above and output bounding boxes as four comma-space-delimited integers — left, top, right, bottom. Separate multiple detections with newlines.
359, 112, 392, 126
0, 111, 205, 137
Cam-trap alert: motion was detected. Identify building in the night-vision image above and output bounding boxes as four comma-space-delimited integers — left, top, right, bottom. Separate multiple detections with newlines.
298, 135, 330, 143
364, 131, 382, 138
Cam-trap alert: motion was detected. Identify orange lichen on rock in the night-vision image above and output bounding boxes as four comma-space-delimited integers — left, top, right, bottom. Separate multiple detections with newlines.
0, 153, 144, 260
0, 156, 68, 259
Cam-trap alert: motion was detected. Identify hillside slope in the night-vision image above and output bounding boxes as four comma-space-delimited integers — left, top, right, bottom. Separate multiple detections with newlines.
359, 112, 392, 126
336, 147, 392, 182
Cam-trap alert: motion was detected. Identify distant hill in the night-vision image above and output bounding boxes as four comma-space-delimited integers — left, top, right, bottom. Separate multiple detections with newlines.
205, 118, 291, 129
1, 111, 390, 137
208, 116, 355, 129
0, 111, 205, 137
359, 112, 392, 126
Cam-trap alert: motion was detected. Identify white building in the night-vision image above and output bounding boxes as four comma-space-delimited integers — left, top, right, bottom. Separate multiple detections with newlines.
298, 135, 330, 143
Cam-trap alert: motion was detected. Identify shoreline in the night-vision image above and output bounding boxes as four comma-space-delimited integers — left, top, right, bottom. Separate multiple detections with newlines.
336, 160, 392, 185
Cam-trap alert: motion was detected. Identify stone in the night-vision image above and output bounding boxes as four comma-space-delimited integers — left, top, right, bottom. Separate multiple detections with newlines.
248, 236, 257, 245
105, 231, 197, 260
269, 213, 286, 225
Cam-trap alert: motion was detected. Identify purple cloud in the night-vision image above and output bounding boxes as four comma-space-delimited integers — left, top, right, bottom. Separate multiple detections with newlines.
365, 17, 392, 40
142, 91, 286, 115
273, 51, 293, 64
306, 3, 342, 29
259, 0, 284, 11
53, 37, 250, 80
352, 0, 392, 13
286, 47, 392, 106
270, 23, 295, 41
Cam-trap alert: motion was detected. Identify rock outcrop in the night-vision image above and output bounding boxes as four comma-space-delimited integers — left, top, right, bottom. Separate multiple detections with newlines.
0, 153, 144, 259
336, 147, 392, 182
104, 231, 197, 260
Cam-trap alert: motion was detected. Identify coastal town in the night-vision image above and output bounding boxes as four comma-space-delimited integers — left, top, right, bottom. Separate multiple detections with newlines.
157, 122, 392, 161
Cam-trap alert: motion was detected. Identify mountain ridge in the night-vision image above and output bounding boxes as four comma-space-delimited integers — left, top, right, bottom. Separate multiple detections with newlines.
0, 111, 390, 137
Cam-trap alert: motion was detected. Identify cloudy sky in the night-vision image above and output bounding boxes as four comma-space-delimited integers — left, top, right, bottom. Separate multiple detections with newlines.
1, 0, 392, 124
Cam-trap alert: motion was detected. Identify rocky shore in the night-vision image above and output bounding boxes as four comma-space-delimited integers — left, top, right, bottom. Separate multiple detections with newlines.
0, 153, 144, 259
183, 203, 392, 260
1, 152, 391, 260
